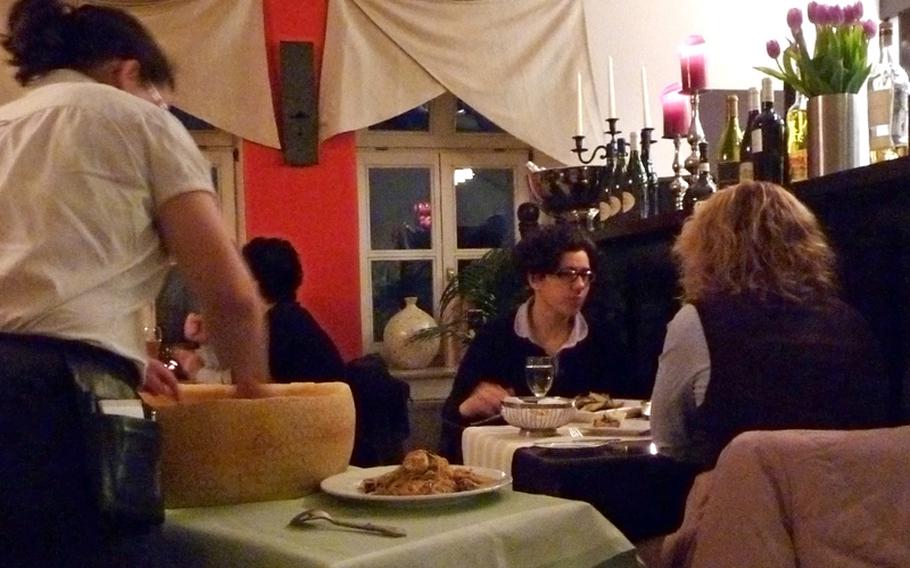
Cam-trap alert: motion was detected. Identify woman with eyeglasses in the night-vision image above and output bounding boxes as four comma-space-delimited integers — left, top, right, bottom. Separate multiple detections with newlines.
650, 182, 890, 469
439, 223, 632, 462
0, 0, 268, 564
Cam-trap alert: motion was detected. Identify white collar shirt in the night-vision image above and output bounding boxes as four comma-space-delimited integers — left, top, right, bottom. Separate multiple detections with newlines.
0, 69, 214, 368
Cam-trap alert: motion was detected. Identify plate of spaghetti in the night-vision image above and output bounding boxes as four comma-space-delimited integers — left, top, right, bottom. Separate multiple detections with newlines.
320, 450, 511, 504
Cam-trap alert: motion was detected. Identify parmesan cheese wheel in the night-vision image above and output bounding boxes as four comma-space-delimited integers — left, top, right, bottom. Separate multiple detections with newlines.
144, 382, 355, 508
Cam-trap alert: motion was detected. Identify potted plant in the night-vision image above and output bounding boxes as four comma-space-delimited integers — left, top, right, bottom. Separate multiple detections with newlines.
756, 2, 877, 176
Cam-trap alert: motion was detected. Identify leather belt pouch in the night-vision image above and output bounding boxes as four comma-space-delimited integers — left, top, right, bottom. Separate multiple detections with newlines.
66, 350, 164, 529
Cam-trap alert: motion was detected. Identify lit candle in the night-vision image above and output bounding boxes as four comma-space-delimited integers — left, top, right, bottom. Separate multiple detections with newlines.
640, 66, 652, 128
607, 56, 616, 118
679, 35, 707, 93
661, 82, 690, 139
576, 71, 584, 136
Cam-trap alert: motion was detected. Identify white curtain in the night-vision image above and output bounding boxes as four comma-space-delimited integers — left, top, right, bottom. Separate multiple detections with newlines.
320, 0, 605, 165
0, 0, 280, 148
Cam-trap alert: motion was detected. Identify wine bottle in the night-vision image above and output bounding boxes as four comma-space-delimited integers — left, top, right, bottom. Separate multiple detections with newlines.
716, 94, 743, 189
640, 129, 660, 217
612, 138, 631, 215
868, 19, 910, 163
738, 87, 760, 183
752, 78, 786, 184
786, 90, 808, 184
684, 142, 716, 213
598, 141, 621, 223
625, 131, 649, 219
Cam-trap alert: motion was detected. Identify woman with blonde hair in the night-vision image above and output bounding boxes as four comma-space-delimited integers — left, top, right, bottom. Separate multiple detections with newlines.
650, 182, 889, 467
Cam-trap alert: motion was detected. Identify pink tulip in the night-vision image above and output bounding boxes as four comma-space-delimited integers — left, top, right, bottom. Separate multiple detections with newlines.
814, 4, 830, 25
767, 39, 782, 59
852, 1, 863, 20
807, 1, 819, 23
829, 5, 844, 25
842, 4, 856, 23
787, 7, 803, 31
862, 18, 877, 39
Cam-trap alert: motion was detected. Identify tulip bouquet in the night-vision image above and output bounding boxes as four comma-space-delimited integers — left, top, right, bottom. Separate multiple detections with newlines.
756, 2, 877, 96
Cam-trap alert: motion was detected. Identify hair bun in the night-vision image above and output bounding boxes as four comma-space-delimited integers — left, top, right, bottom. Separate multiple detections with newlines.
3, 0, 73, 84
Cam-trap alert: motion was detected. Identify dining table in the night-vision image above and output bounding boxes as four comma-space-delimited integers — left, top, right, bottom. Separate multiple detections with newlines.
462, 424, 702, 542
152, 476, 641, 567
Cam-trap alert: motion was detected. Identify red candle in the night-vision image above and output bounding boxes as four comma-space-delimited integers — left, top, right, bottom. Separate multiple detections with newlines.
661, 82, 690, 139
679, 35, 707, 93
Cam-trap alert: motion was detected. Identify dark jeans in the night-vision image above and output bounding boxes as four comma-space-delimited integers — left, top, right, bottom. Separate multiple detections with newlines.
0, 334, 153, 568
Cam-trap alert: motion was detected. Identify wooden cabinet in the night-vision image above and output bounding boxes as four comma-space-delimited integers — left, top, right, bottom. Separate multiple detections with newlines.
588, 159, 910, 421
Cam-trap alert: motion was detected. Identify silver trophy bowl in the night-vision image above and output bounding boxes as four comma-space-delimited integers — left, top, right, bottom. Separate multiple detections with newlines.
527, 165, 609, 228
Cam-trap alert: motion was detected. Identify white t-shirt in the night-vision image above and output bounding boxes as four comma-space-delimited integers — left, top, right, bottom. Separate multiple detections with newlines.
649, 303, 712, 462
0, 69, 215, 369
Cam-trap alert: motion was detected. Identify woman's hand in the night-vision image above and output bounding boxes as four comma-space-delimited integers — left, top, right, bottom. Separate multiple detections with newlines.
170, 346, 203, 378
458, 381, 513, 419
142, 358, 181, 400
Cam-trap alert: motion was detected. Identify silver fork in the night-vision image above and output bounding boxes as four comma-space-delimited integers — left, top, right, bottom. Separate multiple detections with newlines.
289, 508, 406, 538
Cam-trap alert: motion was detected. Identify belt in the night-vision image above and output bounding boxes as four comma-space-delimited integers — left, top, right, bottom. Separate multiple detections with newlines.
0, 332, 140, 398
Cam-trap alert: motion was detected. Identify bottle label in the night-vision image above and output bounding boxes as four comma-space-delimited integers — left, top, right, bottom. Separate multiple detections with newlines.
739, 161, 754, 182
869, 89, 895, 151
621, 192, 635, 213
717, 162, 740, 188
789, 149, 808, 183
751, 129, 763, 153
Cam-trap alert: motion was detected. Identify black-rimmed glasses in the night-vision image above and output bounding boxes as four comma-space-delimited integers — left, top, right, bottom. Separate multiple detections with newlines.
550, 268, 596, 284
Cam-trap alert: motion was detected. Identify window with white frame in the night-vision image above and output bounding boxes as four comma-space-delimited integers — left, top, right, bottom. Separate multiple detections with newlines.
357, 94, 538, 354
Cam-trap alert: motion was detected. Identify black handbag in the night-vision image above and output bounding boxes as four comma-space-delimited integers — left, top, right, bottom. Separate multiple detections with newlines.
67, 349, 165, 530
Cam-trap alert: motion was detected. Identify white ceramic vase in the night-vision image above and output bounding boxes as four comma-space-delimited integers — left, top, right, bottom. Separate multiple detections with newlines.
382, 297, 440, 369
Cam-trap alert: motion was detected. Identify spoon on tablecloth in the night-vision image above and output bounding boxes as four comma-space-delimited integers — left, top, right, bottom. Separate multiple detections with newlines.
288, 508, 407, 538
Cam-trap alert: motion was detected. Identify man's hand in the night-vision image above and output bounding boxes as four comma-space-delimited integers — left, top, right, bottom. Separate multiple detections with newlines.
142, 359, 181, 400
458, 381, 513, 419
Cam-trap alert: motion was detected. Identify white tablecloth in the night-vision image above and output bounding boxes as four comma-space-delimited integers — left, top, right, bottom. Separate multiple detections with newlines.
463, 424, 652, 473
158, 486, 639, 567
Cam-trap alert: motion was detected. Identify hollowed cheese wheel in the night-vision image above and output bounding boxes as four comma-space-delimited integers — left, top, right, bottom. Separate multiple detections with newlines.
143, 382, 355, 508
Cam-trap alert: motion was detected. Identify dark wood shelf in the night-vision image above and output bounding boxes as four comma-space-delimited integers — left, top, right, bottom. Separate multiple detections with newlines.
594, 210, 686, 243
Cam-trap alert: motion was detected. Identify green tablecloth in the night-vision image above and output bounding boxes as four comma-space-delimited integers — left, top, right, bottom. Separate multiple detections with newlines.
160, 488, 638, 567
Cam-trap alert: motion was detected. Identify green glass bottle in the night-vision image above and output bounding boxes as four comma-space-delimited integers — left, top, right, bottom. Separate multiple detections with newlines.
716, 94, 743, 189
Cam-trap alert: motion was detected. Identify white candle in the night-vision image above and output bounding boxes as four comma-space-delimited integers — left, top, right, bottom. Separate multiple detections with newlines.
607, 56, 616, 119
641, 66, 652, 128
576, 72, 584, 136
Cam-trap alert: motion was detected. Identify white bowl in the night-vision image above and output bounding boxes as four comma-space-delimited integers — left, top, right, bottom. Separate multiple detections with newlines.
501, 396, 575, 435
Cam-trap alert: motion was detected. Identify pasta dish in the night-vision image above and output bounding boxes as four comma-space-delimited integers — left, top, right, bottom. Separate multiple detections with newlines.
361, 450, 493, 496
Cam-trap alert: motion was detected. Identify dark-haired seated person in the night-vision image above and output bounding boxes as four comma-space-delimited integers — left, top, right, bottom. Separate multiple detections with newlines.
242, 237, 345, 382
650, 182, 891, 469
440, 224, 631, 462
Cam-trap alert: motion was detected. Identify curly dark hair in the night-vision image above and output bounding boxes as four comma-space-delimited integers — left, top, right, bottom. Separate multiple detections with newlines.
512, 223, 598, 279
2, 0, 174, 87
242, 237, 303, 304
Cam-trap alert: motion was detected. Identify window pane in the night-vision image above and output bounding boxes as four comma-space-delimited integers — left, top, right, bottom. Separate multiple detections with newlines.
369, 105, 430, 132
455, 100, 503, 133
455, 168, 515, 249
369, 168, 432, 250
371, 260, 434, 342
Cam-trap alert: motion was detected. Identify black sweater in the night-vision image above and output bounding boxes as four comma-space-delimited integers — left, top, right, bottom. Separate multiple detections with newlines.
439, 310, 632, 461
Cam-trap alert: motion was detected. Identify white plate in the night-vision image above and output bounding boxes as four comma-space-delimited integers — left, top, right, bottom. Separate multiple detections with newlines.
534, 438, 620, 449
573, 399, 646, 424
577, 418, 652, 437
320, 465, 512, 504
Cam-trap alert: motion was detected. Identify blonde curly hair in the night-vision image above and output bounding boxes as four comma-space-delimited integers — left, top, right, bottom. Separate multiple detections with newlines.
673, 181, 838, 304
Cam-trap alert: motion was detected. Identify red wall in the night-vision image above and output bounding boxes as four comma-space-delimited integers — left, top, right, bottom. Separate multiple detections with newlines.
243, 0, 362, 361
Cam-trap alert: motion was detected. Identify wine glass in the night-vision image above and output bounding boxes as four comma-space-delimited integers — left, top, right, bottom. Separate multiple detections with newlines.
525, 356, 555, 399
143, 325, 163, 360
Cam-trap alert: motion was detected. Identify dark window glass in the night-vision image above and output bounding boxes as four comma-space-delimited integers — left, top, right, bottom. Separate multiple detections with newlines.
369, 105, 430, 132
456, 100, 503, 133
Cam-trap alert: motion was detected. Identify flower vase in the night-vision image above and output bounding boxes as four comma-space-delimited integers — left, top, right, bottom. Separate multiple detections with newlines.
382, 297, 440, 370
807, 93, 870, 178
